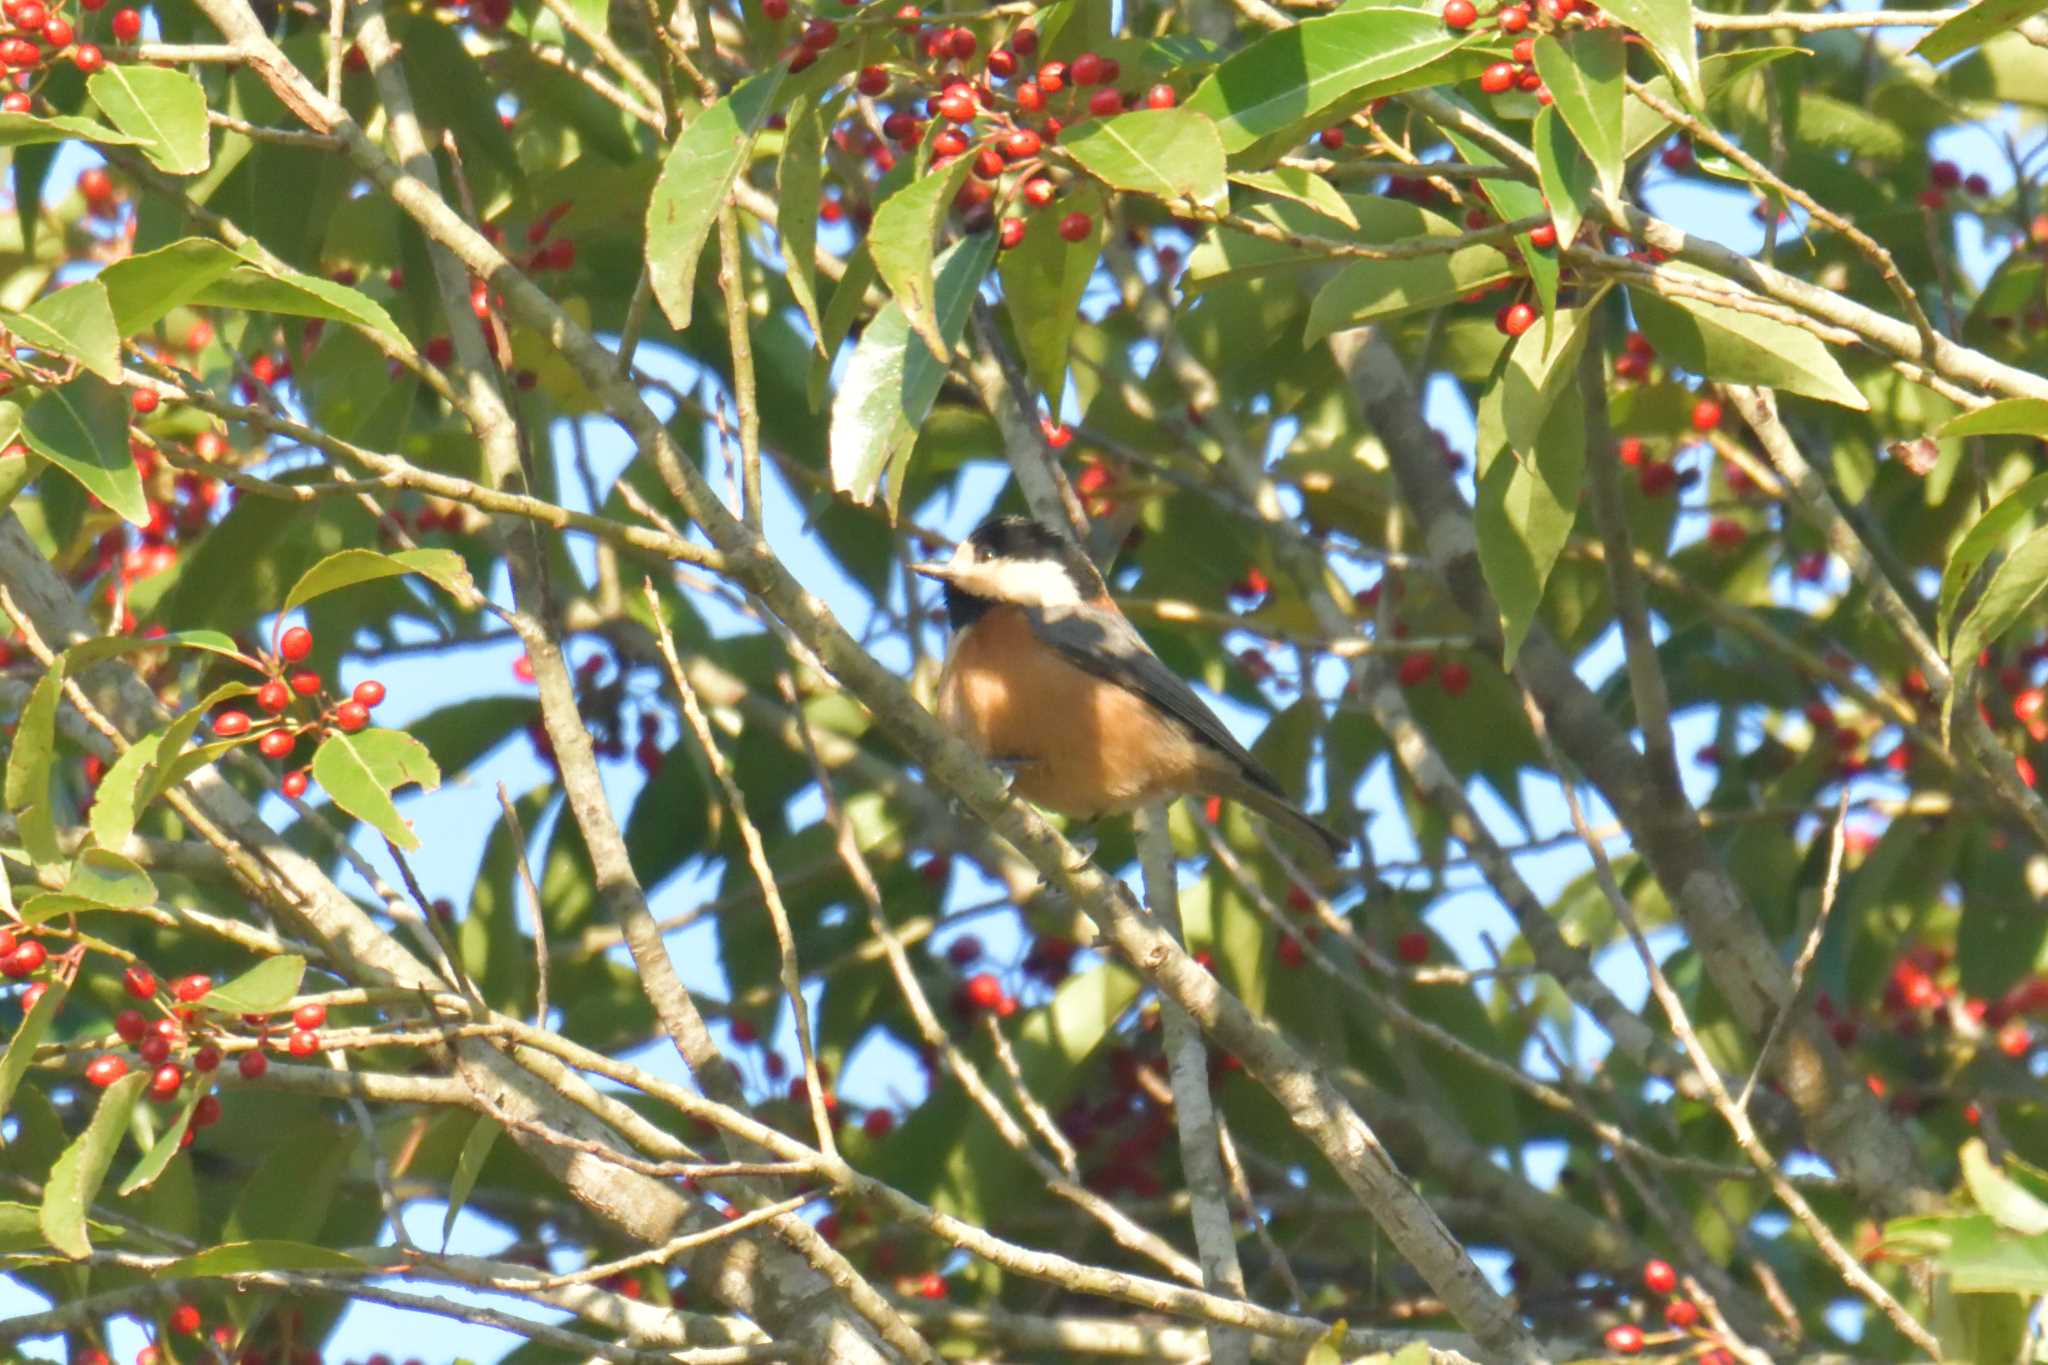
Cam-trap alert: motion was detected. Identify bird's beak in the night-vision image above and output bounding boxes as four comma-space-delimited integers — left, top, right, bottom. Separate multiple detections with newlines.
911, 562, 958, 582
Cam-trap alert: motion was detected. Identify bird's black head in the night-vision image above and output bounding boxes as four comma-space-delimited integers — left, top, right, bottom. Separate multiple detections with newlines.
917, 515, 1105, 630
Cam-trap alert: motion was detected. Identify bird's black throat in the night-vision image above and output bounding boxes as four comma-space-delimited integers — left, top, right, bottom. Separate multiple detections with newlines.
942, 582, 996, 632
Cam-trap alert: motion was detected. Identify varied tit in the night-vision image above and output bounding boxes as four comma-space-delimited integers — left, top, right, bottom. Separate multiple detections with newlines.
914, 515, 1347, 858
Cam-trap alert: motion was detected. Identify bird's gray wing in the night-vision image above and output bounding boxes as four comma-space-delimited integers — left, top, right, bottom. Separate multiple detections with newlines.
1024, 602, 1289, 800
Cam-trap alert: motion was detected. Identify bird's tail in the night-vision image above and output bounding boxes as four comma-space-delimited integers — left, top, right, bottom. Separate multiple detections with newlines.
1214, 777, 1348, 861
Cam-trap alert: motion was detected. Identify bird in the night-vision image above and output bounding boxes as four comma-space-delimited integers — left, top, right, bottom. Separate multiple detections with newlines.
914, 515, 1347, 859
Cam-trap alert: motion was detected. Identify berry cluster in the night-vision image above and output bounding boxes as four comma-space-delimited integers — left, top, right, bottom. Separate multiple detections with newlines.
771, 9, 1176, 251
204, 624, 388, 799
1452, 0, 1608, 106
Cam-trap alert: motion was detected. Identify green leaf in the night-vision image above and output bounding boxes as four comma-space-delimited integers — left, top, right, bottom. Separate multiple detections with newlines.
776, 94, 827, 350
1532, 105, 1593, 254
197, 954, 307, 1015
2, 281, 121, 382
89, 732, 160, 852
1061, 108, 1228, 210
1441, 121, 1560, 323
1940, 398, 2048, 439
830, 231, 998, 509
1184, 192, 1461, 292
62, 848, 156, 909
646, 72, 783, 332
1882, 1214, 2048, 1295
1948, 523, 2048, 722
23, 374, 148, 525
195, 259, 409, 348
96, 237, 405, 345
4, 652, 63, 815
998, 184, 1105, 401
161, 1240, 368, 1277
1915, 0, 2044, 63
1627, 286, 1868, 410
0, 112, 144, 148
95, 238, 238, 334
141, 682, 255, 809
0, 979, 66, 1126
867, 155, 977, 360
1501, 304, 1593, 455
1477, 378, 1585, 667
1230, 168, 1360, 229
88, 66, 209, 175
1, 1196, 121, 1252
1937, 472, 2048, 650
1304, 241, 1515, 342
1962, 1139, 2048, 1235
1595, 0, 1703, 106
280, 547, 476, 616
39, 1069, 147, 1258
311, 728, 442, 850
1185, 9, 1468, 153
1532, 29, 1624, 197
118, 1092, 197, 1197
441, 1117, 502, 1249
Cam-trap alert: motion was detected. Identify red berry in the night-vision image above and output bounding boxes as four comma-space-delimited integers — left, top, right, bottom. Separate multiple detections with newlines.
760, 0, 787, 15
862, 1108, 894, 1139
1397, 653, 1437, 688
1317, 125, 1344, 149
963, 972, 1003, 1011
1070, 51, 1103, 85
1010, 25, 1036, 54
70, 39, 99, 69
1479, 61, 1515, 94
1057, 211, 1091, 242
41, 15, 68, 46
288, 669, 320, 696
172, 973, 211, 1003
1929, 159, 1961, 190
1021, 175, 1055, 208
85, 1054, 129, 1087
1496, 300, 1537, 337
1086, 88, 1121, 116
293, 1001, 327, 1030
985, 48, 1015, 78
3, 939, 46, 977
1706, 517, 1746, 549
1527, 221, 1558, 249
193, 1045, 221, 1073
1664, 1298, 1699, 1329
1966, 172, 1990, 197
1395, 930, 1429, 964
192, 1093, 222, 1127
123, 965, 157, 1000
282, 769, 310, 799
1498, 3, 1528, 29
944, 25, 975, 59
1616, 436, 1645, 466
352, 679, 386, 707
257, 679, 290, 713
998, 217, 1026, 249
1036, 60, 1066, 93
115, 1008, 148, 1041
1642, 1259, 1678, 1294
138, 1033, 170, 1066
1443, 0, 1476, 26
110, 6, 138, 39
238, 1049, 268, 1080
1604, 1324, 1644, 1355
213, 709, 251, 738
1637, 461, 1676, 497
800, 16, 837, 48
257, 729, 295, 760
1003, 127, 1041, 160
855, 64, 887, 96
149, 1062, 185, 1100
1141, 83, 1176, 109
335, 700, 370, 732
1014, 79, 1043, 112
288, 1028, 320, 1057
1276, 934, 1307, 968
1439, 659, 1472, 696
77, 164, 111, 200
279, 625, 313, 661
0, 91, 28, 112
169, 1303, 201, 1335
129, 388, 158, 416
1691, 396, 1723, 431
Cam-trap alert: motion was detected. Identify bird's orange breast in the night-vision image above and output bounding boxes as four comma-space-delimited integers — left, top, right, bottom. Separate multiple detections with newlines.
936, 606, 1204, 819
